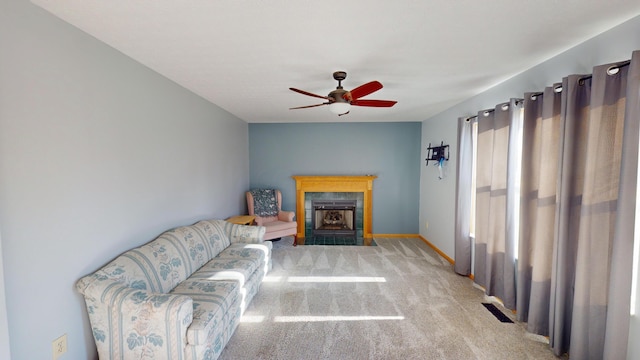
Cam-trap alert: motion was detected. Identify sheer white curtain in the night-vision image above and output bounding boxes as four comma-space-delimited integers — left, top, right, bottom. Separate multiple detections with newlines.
473, 99, 522, 309
454, 116, 473, 276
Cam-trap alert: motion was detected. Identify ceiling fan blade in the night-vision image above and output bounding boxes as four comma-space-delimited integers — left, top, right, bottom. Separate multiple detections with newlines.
289, 88, 330, 100
289, 103, 328, 110
348, 81, 383, 100
351, 99, 397, 107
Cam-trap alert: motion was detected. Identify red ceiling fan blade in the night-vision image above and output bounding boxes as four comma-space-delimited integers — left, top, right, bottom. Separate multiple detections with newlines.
351, 99, 397, 107
289, 103, 328, 110
348, 81, 383, 100
289, 88, 330, 100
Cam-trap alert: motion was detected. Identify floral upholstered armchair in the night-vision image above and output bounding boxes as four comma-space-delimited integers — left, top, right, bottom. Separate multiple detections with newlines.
246, 189, 297, 246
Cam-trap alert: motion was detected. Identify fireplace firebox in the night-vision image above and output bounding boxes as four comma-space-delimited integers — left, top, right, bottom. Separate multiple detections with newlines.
311, 200, 357, 237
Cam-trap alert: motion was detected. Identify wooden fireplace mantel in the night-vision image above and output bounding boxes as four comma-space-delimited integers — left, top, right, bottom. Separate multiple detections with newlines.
292, 175, 377, 239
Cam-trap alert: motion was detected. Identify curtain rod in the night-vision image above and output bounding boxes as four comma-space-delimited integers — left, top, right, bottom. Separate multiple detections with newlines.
579, 59, 631, 83
462, 58, 631, 117
467, 98, 526, 120
530, 92, 544, 100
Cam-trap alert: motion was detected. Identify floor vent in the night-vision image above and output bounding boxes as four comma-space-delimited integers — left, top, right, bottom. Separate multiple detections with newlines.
482, 303, 514, 323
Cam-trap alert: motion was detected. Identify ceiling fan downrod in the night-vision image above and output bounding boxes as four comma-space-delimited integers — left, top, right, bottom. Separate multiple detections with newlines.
333, 71, 347, 89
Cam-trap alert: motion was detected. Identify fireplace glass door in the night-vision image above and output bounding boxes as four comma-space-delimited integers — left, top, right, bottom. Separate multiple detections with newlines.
311, 200, 357, 237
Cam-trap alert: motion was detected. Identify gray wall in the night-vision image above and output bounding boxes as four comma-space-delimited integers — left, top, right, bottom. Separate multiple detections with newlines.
0, 230, 8, 360
0, 1, 250, 359
249, 122, 422, 234
418, 14, 640, 359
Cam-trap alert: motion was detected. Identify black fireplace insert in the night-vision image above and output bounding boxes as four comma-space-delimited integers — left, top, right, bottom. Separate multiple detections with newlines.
311, 200, 357, 237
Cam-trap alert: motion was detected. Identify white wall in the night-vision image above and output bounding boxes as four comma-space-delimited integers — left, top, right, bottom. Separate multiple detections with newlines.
0, 1, 250, 359
419, 14, 640, 358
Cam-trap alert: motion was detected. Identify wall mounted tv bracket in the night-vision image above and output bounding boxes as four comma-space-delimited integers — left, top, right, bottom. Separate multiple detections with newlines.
425, 141, 449, 166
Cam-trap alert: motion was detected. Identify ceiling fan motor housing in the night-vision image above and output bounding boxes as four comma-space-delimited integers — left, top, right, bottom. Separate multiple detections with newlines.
329, 89, 349, 103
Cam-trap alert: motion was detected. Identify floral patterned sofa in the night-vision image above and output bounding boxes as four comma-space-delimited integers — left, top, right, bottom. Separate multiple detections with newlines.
76, 219, 270, 360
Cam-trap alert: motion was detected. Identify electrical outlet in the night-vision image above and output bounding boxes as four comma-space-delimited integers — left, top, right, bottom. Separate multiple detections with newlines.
52, 334, 67, 360
425, 221, 429, 230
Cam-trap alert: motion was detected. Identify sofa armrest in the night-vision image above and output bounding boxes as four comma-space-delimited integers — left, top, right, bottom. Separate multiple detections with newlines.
76, 276, 193, 359
223, 222, 266, 244
278, 210, 295, 222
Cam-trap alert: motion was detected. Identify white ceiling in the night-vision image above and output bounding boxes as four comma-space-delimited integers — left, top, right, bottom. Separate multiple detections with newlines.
31, 0, 640, 123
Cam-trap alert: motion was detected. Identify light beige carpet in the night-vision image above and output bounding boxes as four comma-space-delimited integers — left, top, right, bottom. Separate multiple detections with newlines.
219, 237, 563, 360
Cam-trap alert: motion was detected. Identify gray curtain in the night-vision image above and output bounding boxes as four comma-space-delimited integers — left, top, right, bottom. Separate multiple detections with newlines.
603, 50, 640, 360
474, 99, 522, 309
569, 56, 638, 360
517, 84, 562, 334
549, 73, 591, 356
460, 51, 639, 358
454, 116, 473, 275
548, 56, 638, 358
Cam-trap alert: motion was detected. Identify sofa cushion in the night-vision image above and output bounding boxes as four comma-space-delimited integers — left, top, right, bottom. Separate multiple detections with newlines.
192, 258, 259, 288
90, 223, 227, 294
170, 279, 239, 346
112, 237, 191, 293
159, 225, 212, 274
192, 220, 232, 257
218, 242, 270, 261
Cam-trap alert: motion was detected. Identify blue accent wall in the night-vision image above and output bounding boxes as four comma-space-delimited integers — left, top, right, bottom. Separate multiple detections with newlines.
249, 122, 421, 234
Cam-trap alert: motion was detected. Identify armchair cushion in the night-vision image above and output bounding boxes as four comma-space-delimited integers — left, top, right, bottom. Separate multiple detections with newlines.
248, 189, 279, 217
261, 219, 297, 233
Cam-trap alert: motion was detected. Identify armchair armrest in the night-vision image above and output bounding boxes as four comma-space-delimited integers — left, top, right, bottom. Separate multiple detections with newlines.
76, 276, 193, 359
253, 215, 266, 226
222, 222, 266, 244
278, 210, 295, 222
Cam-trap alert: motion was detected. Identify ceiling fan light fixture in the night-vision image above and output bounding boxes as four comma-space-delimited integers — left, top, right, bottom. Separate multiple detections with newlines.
329, 102, 351, 115
290, 72, 395, 116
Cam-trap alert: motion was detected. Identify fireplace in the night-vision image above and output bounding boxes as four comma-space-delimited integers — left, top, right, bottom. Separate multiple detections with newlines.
292, 175, 377, 242
311, 200, 357, 237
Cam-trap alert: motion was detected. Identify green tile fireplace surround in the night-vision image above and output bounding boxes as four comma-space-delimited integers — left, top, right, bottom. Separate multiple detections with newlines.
304, 192, 367, 245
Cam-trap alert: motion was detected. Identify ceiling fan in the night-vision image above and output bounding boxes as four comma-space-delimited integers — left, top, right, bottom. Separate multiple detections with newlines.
289, 71, 397, 116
